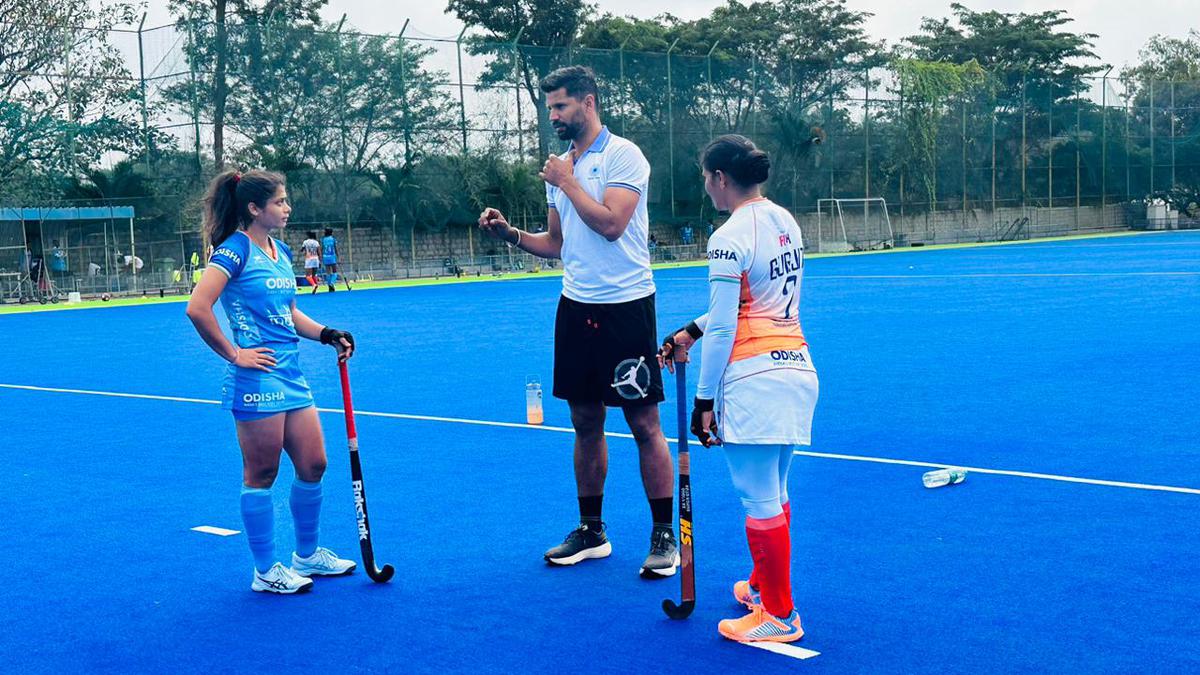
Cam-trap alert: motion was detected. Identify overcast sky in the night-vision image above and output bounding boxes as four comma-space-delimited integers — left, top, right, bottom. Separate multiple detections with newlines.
126, 1, 1196, 71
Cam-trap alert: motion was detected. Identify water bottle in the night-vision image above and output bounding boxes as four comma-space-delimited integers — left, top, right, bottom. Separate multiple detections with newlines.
922, 468, 967, 488
525, 376, 544, 425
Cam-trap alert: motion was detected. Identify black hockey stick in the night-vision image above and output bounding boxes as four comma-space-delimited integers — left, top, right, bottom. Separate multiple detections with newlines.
338, 360, 395, 583
663, 361, 695, 619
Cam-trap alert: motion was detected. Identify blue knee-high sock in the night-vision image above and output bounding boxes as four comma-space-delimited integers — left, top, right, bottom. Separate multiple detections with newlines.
290, 478, 323, 558
240, 486, 275, 574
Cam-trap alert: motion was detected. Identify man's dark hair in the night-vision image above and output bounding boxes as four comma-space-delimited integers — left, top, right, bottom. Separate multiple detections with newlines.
540, 65, 600, 107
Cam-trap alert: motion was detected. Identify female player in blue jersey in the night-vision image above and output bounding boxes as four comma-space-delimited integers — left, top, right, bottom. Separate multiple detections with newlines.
187, 169, 358, 594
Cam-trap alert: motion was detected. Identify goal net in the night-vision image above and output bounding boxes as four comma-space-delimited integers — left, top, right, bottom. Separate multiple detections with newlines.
816, 198, 894, 252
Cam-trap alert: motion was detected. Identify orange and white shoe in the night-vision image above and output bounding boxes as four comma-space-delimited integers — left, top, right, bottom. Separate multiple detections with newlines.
733, 580, 761, 609
718, 605, 804, 643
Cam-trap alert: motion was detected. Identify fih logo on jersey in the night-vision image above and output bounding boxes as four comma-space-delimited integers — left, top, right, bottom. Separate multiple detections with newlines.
611, 356, 652, 400
779, 233, 792, 246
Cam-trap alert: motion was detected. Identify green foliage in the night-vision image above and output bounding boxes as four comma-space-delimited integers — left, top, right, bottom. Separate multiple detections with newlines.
447, 0, 591, 158
892, 59, 989, 207
0, 0, 142, 198
904, 3, 1103, 104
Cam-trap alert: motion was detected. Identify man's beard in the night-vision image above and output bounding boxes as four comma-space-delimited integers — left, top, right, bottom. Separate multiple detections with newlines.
553, 120, 581, 141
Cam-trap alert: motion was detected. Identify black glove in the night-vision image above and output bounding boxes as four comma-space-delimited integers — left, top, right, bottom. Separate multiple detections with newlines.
659, 320, 704, 362
659, 334, 679, 362
690, 397, 717, 447
320, 326, 355, 355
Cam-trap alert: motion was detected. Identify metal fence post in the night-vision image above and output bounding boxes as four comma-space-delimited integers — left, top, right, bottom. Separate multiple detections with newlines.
186, 17, 203, 175
864, 67, 871, 200
666, 38, 679, 219
1101, 69, 1111, 208
618, 36, 629, 137
399, 19, 411, 165
137, 13, 151, 167
827, 64, 834, 200
1149, 77, 1155, 194
334, 16, 352, 267
1170, 76, 1176, 189
706, 39, 720, 140
1047, 87, 1053, 208
63, 25, 76, 176
456, 26, 469, 154
991, 90, 997, 214
513, 26, 526, 158
1021, 73, 1027, 207
961, 95, 967, 220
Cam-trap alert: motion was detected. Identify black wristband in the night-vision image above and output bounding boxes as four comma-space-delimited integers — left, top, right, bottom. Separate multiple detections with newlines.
693, 397, 714, 412
319, 326, 337, 344
684, 321, 704, 340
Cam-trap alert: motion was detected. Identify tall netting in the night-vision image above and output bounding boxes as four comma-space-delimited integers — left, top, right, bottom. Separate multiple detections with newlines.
4, 16, 1199, 298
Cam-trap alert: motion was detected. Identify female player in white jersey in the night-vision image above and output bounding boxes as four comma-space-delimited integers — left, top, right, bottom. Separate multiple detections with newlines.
659, 135, 817, 642
186, 170, 358, 594
301, 230, 322, 293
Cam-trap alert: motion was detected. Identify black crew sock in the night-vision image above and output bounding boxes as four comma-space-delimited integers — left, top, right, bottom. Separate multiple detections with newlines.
579, 495, 603, 530
650, 497, 674, 529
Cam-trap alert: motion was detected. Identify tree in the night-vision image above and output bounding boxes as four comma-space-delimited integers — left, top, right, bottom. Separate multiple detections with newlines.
0, 0, 143, 200
446, 0, 592, 158
168, 0, 327, 170
1121, 31, 1200, 200
904, 4, 1103, 105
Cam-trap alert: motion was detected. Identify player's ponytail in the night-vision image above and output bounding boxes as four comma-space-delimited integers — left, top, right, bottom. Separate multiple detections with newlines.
201, 169, 287, 247
701, 134, 771, 188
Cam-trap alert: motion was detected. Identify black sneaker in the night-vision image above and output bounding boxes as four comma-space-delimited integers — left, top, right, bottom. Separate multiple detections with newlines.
544, 522, 612, 566
640, 526, 679, 578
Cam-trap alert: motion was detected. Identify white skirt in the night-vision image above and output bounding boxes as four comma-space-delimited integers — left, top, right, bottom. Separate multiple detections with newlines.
716, 346, 818, 445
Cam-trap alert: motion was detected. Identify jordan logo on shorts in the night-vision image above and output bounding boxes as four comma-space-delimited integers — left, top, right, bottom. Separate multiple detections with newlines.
611, 356, 651, 400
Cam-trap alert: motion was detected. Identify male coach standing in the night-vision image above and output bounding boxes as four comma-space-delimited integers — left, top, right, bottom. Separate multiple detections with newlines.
478, 66, 678, 578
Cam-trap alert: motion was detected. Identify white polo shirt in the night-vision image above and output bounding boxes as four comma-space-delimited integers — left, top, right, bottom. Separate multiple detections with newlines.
547, 126, 655, 304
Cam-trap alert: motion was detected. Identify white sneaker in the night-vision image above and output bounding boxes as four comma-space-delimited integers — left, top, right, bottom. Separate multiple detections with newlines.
251, 562, 314, 594
291, 547, 357, 577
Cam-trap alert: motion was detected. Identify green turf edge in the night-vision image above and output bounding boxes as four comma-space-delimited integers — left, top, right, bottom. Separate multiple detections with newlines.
0, 229, 1169, 316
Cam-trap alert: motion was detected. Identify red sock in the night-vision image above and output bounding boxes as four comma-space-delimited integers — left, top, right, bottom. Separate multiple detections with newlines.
749, 502, 790, 590
746, 513, 793, 618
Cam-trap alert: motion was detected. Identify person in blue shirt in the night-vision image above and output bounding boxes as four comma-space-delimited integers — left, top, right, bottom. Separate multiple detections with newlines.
320, 228, 350, 292
186, 169, 358, 594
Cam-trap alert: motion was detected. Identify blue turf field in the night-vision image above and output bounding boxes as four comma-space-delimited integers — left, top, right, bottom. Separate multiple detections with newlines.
1, 231, 1198, 673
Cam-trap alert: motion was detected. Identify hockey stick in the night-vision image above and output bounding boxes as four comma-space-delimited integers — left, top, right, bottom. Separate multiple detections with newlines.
338, 360, 395, 583
663, 361, 695, 619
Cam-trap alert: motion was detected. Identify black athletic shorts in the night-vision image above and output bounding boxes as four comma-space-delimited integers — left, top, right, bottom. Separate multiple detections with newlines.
553, 293, 665, 407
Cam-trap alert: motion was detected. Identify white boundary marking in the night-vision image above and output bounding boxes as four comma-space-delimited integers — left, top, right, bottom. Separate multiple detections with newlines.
3, 382, 1198, 496
744, 642, 821, 659
191, 525, 241, 536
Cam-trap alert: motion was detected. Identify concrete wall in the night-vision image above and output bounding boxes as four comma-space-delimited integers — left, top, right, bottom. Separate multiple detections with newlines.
278, 203, 1134, 275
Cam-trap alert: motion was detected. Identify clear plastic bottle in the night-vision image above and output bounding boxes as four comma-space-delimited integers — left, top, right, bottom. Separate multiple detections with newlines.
922, 468, 967, 488
525, 376, 544, 425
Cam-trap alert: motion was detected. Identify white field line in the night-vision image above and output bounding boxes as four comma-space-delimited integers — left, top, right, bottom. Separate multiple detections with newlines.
2, 382, 1197, 496
744, 642, 821, 659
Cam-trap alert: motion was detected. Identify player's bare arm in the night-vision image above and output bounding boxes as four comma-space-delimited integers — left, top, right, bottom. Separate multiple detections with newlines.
541, 153, 639, 242
478, 206, 563, 259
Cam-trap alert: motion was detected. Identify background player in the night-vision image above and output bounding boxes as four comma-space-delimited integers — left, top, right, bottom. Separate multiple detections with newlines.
186, 169, 358, 594
301, 230, 322, 293
321, 227, 349, 292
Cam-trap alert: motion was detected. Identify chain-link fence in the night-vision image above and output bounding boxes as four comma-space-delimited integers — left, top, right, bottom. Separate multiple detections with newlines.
3, 18, 1198, 298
